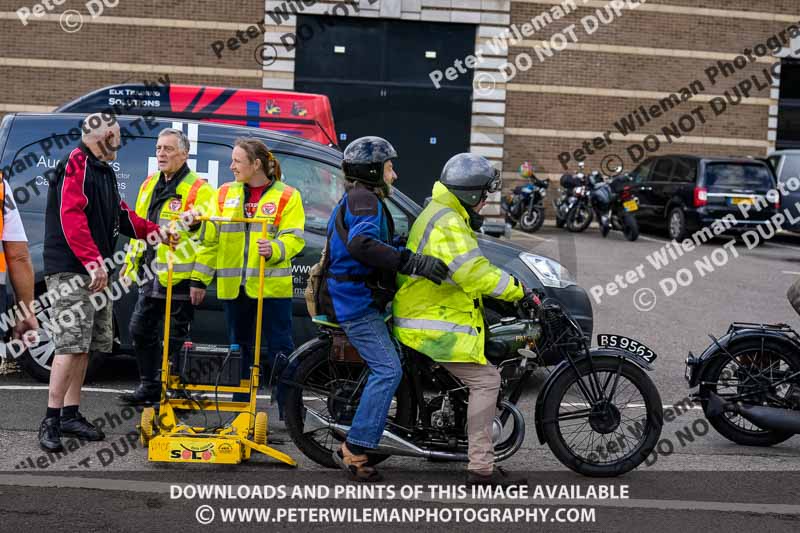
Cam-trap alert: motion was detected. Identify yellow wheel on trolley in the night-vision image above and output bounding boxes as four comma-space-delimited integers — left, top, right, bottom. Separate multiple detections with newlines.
139, 407, 156, 445
254, 412, 268, 445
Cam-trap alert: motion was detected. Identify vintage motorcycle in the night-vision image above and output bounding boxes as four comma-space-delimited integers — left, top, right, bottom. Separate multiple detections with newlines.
686, 321, 800, 446
285, 297, 664, 477
502, 161, 549, 233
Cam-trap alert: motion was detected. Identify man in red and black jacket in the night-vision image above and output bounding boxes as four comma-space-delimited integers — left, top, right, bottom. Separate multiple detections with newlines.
38, 113, 174, 453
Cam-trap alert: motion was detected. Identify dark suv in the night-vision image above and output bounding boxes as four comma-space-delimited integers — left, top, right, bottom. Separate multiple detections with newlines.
0, 113, 593, 381
630, 155, 778, 241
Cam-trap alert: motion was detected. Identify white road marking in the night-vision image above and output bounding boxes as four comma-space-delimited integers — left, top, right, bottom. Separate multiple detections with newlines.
782, 271, 800, 276
511, 229, 552, 242
1, 475, 798, 516
764, 241, 799, 251
0, 386, 700, 410
0, 385, 315, 401
637, 235, 669, 244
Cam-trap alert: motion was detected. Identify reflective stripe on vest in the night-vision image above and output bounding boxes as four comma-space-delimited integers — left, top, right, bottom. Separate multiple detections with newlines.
185, 179, 205, 209
394, 318, 478, 336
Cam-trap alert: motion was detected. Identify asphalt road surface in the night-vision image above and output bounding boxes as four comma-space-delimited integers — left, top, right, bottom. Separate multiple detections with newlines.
2, 221, 800, 532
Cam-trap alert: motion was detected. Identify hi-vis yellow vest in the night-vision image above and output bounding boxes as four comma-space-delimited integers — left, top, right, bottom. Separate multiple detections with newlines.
123, 170, 214, 286
393, 182, 524, 365
191, 179, 305, 299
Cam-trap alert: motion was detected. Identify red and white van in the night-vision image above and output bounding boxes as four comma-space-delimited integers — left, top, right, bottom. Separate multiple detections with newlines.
57, 83, 338, 147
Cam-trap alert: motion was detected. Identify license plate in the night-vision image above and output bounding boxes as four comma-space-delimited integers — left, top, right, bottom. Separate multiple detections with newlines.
597, 334, 657, 363
623, 199, 638, 212
730, 197, 752, 206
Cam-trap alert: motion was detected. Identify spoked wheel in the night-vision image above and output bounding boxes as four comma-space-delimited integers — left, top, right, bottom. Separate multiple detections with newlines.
567, 203, 593, 232
284, 339, 415, 469
541, 357, 663, 477
699, 339, 800, 446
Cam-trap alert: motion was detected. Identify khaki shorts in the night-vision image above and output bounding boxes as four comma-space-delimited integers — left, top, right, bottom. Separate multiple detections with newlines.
44, 273, 113, 354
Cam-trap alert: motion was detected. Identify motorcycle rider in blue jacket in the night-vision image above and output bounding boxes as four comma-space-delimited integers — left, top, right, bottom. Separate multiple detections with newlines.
317, 136, 448, 482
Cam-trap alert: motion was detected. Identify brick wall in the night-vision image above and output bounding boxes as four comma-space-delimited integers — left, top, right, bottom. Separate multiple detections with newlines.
1, 0, 798, 195
501, 0, 799, 184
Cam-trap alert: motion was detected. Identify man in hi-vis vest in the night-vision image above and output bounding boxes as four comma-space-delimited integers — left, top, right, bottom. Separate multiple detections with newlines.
393, 153, 538, 487
191, 138, 305, 411
119, 128, 215, 405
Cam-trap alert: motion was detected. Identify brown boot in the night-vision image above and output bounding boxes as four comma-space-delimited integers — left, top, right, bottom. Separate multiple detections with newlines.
332, 443, 383, 482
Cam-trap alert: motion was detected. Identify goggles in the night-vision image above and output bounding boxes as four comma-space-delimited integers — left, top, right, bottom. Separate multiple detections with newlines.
486, 168, 502, 194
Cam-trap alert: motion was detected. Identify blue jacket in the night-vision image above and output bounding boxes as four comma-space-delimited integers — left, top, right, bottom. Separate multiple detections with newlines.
320, 184, 405, 323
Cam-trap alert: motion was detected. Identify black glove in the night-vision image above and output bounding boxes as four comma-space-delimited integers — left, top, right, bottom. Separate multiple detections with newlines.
399, 251, 449, 285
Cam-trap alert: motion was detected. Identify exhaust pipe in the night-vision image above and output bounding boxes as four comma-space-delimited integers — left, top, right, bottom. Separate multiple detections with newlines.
706, 393, 800, 434
303, 409, 468, 461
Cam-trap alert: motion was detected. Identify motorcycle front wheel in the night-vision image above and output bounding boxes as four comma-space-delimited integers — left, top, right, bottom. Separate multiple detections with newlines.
566, 203, 593, 232
519, 207, 545, 233
541, 357, 663, 477
284, 338, 415, 468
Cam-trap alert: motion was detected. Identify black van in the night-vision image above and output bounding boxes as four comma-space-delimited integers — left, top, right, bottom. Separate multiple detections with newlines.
0, 113, 593, 381
630, 155, 778, 241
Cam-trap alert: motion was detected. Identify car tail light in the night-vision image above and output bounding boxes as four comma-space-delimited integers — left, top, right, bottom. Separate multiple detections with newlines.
693, 186, 708, 208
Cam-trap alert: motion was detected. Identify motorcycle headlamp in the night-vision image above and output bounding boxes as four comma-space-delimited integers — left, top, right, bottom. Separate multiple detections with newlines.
520, 253, 576, 289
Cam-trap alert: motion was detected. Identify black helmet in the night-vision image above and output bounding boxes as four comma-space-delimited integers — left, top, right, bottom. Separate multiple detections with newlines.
342, 136, 398, 186
440, 153, 502, 207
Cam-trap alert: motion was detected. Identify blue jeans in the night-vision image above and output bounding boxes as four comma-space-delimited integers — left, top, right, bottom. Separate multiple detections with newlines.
340, 312, 403, 449
223, 293, 295, 411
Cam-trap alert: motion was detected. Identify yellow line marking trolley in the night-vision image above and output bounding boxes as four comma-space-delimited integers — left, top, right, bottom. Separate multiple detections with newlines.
138, 216, 297, 467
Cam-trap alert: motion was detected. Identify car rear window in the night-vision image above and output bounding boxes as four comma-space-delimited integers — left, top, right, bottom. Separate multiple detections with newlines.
779, 155, 800, 181
704, 163, 774, 190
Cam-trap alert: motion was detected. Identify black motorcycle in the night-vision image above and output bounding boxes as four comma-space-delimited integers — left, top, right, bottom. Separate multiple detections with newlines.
565, 170, 598, 233
591, 174, 640, 242
502, 175, 549, 233
554, 163, 587, 229
686, 322, 800, 446
285, 298, 663, 477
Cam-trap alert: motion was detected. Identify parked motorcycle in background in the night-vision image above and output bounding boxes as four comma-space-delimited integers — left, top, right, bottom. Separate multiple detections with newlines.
501, 161, 549, 233
565, 167, 596, 233
554, 161, 587, 229
591, 171, 640, 242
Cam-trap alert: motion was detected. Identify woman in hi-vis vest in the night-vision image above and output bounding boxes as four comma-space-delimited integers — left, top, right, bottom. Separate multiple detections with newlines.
191, 139, 305, 413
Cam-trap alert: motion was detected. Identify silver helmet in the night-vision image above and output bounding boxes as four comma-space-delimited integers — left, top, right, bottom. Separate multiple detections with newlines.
439, 153, 502, 207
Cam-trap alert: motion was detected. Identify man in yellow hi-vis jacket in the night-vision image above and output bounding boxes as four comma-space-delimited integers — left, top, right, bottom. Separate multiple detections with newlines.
191, 138, 305, 410
394, 153, 537, 487
119, 128, 215, 405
